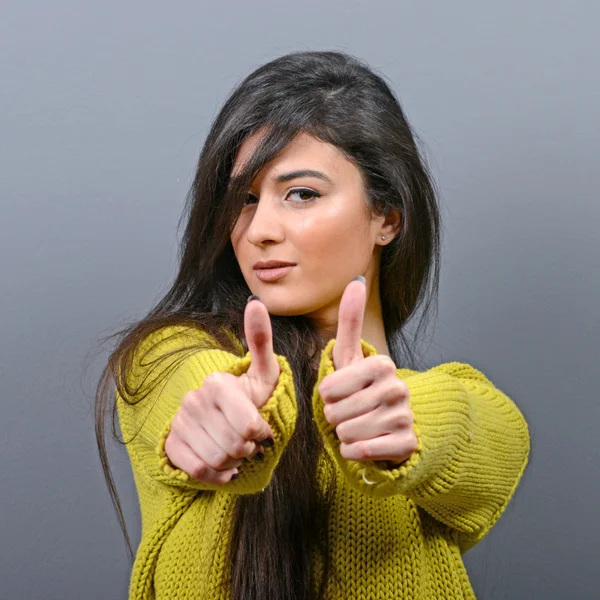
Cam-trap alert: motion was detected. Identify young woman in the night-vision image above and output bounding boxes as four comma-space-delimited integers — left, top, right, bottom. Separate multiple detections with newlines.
95, 50, 531, 600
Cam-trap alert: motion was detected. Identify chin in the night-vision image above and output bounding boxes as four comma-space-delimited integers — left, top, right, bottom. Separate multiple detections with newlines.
262, 303, 305, 317
253, 294, 311, 317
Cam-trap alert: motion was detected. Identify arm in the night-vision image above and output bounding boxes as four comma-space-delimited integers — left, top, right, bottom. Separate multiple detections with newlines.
312, 338, 531, 552
116, 325, 297, 494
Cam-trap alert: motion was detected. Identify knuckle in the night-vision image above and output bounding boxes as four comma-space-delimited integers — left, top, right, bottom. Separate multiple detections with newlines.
173, 409, 199, 439
406, 430, 419, 453
356, 441, 372, 460
229, 439, 251, 459
396, 379, 409, 395
381, 383, 398, 406
171, 411, 184, 432
202, 371, 228, 389
335, 423, 350, 443
190, 461, 208, 480
201, 372, 217, 387
202, 371, 234, 392
318, 382, 330, 400
181, 390, 196, 409
383, 381, 407, 406
182, 389, 207, 414
394, 412, 412, 429
242, 412, 264, 439
164, 430, 176, 455
376, 355, 396, 374
211, 450, 231, 470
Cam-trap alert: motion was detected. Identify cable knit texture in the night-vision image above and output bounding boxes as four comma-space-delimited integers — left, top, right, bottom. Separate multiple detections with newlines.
116, 325, 530, 599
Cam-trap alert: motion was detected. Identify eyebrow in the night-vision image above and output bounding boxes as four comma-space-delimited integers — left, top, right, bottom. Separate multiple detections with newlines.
273, 169, 333, 184
228, 168, 333, 192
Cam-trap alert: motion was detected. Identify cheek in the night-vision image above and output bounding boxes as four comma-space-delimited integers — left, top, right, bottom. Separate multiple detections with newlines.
294, 212, 371, 267
230, 225, 246, 262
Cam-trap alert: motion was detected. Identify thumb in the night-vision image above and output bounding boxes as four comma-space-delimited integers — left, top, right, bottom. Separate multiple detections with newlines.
244, 295, 280, 385
333, 276, 367, 371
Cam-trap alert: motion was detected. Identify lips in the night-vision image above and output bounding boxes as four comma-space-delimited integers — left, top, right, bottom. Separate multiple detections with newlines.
254, 265, 294, 282
253, 260, 296, 270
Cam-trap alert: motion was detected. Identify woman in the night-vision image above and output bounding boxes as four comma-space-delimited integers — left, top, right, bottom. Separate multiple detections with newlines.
95, 50, 531, 599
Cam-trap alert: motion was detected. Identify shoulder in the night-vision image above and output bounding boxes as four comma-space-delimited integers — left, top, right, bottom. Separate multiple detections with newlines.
137, 324, 218, 354
397, 361, 493, 383
125, 324, 234, 389
136, 323, 246, 358
426, 362, 497, 387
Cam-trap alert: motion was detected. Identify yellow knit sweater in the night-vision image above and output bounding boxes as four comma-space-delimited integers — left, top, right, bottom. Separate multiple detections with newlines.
116, 325, 530, 599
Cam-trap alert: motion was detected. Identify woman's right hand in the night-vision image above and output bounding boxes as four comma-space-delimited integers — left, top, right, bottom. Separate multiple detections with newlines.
164, 296, 281, 485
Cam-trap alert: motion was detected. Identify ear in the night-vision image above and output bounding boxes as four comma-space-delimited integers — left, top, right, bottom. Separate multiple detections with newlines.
379, 208, 402, 241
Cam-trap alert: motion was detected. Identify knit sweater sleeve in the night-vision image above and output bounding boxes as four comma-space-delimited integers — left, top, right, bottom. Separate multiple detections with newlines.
312, 338, 531, 552
116, 325, 297, 494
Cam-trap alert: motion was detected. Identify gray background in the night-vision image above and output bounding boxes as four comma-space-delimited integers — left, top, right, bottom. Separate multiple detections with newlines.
1, 0, 598, 598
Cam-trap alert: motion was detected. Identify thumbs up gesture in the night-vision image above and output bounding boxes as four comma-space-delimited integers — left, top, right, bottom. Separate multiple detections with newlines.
164, 295, 281, 485
237, 295, 282, 408
318, 277, 418, 466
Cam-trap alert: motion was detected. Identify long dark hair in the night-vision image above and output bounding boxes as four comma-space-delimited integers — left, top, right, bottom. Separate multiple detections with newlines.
93, 50, 441, 599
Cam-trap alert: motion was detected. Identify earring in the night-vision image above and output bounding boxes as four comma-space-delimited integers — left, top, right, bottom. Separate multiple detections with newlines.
380, 235, 387, 241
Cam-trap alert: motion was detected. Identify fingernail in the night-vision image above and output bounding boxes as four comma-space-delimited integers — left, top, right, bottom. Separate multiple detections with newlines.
352, 276, 366, 285
230, 472, 239, 480
260, 437, 275, 448
253, 452, 265, 461
247, 294, 261, 304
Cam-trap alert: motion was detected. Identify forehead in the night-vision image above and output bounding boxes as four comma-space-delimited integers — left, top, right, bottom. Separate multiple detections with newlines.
231, 130, 347, 179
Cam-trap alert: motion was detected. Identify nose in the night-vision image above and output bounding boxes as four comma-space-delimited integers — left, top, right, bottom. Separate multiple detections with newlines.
245, 196, 285, 246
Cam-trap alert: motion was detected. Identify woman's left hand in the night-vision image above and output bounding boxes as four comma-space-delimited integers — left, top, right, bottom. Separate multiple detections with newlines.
318, 277, 418, 466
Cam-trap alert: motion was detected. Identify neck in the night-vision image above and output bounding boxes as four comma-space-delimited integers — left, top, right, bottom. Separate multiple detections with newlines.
311, 274, 391, 358
361, 279, 390, 357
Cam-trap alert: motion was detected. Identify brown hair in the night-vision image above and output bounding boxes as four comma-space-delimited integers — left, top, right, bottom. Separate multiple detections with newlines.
94, 50, 441, 599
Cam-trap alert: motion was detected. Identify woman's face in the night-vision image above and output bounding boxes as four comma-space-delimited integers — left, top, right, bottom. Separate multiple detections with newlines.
230, 131, 396, 326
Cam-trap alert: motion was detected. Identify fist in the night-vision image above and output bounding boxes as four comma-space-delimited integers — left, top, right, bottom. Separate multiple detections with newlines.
319, 277, 418, 466
164, 295, 280, 485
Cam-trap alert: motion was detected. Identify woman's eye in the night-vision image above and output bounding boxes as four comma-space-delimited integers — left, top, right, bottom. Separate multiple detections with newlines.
287, 188, 321, 203
242, 189, 320, 207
